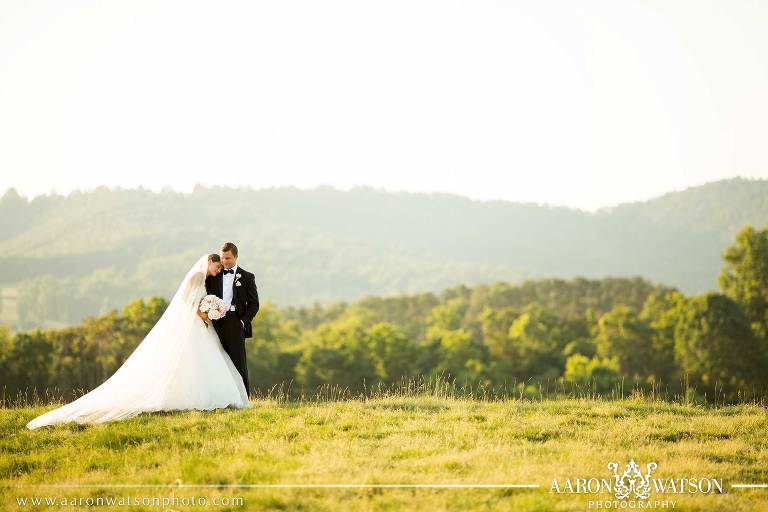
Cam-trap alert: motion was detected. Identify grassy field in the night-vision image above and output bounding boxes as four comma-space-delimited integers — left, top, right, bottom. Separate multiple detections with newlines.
1, 387, 767, 511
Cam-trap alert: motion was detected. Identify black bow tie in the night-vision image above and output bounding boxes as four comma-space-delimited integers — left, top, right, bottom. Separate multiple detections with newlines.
222, 269, 234, 275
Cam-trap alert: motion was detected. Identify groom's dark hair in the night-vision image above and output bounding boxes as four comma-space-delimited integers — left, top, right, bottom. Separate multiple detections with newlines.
221, 242, 238, 257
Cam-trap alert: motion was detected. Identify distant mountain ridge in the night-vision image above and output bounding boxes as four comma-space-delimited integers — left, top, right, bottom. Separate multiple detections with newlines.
0, 176, 765, 328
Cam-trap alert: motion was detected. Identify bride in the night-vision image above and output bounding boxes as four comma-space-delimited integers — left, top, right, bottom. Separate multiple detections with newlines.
26, 254, 252, 429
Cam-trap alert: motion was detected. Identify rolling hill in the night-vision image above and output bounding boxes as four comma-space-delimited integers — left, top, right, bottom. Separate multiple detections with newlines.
0, 176, 765, 328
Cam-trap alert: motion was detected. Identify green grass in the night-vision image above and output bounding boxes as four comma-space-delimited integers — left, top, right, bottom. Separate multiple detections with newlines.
2, 390, 767, 511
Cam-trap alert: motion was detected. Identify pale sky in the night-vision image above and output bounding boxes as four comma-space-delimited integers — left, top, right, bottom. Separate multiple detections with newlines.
0, 0, 766, 212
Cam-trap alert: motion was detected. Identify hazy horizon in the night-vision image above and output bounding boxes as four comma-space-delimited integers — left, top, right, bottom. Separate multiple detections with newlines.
1, 175, 765, 214
2, 0, 767, 212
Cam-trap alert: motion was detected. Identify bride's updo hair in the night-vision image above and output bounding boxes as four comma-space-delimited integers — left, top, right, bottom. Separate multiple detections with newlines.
208, 253, 221, 263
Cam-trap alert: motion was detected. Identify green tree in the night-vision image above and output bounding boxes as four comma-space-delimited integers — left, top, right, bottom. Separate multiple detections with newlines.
247, 301, 299, 391
638, 291, 687, 384
595, 305, 659, 383
718, 225, 768, 339
6, 330, 54, 396
483, 303, 574, 383
507, 304, 573, 381
367, 323, 422, 382
426, 297, 469, 333
479, 306, 521, 383
674, 293, 768, 397
562, 337, 597, 359
295, 320, 380, 391
429, 328, 486, 384
0, 325, 13, 399
123, 297, 168, 334
563, 354, 621, 393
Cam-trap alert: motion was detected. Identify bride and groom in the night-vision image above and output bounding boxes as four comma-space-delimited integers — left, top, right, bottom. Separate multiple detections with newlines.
26, 242, 259, 429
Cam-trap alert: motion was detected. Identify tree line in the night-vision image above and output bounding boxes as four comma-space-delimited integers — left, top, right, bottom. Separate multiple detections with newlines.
1, 225, 766, 404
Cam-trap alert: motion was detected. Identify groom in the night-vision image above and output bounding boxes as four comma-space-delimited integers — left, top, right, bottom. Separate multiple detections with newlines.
205, 242, 259, 394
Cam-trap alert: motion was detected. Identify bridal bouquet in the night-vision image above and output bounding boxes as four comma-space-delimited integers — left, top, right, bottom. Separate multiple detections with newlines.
199, 294, 227, 327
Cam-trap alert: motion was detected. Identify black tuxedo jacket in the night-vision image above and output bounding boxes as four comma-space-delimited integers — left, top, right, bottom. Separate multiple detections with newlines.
205, 265, 259, 338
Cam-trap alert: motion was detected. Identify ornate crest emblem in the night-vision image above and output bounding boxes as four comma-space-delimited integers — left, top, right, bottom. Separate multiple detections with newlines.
608, 459, 658, 500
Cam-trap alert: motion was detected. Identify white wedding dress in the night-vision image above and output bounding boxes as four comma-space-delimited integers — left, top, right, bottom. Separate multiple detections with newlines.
26, 254, 251, 429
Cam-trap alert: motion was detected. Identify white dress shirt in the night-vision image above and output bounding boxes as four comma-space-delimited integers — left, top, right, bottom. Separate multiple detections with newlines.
222, 264, 244, 328
222, 264, 238, 311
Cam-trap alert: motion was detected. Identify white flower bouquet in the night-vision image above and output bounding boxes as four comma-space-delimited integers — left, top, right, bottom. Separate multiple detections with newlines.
198, 294, 227, 327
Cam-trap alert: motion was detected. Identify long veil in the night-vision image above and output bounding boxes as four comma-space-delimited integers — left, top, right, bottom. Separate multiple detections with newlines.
26, 254, 221, 428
